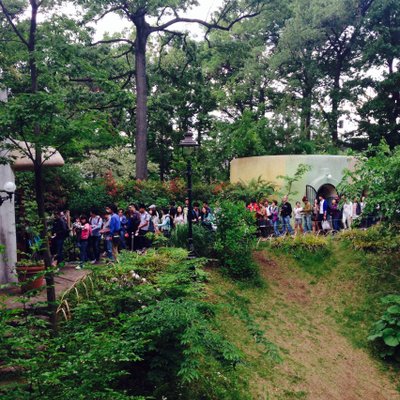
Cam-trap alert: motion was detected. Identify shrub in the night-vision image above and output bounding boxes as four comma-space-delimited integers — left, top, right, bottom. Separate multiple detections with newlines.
218, 177, 274, 203
0, 248, 245, 399
337, 225, 400, 252
267, 234, 333, 277
214, 201, 259, 280
269, 234, 329, 252
169, 224, 216, 258
368, 295, 400, 360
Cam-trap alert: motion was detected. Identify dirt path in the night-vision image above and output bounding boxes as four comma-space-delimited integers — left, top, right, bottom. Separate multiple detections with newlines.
252, 251, 399, 400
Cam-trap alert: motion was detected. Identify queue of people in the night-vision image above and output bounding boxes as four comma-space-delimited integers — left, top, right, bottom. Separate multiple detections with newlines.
248, 194, 371, 237
50, 200, 215, 267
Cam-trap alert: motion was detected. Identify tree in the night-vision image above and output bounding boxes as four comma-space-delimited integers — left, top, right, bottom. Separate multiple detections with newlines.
357, 0, 400, 148
0, 0, 117, 326
77, 0, 263, 179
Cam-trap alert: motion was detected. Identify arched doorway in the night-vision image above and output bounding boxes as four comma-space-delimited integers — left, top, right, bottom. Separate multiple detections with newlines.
317, 183, 338, 206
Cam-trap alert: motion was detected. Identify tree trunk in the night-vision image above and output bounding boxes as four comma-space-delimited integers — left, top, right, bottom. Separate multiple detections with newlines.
29, 0, 57, 329
330, 74, 340, 145
34, 160, 57, 330
300, 87, 312, 141
134, 15, 150, 180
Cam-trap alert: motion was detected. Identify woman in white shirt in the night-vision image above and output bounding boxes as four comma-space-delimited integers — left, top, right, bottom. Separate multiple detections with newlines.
174, 206, 186, 225
342, 196, 353, 229
293, 201, 303, 235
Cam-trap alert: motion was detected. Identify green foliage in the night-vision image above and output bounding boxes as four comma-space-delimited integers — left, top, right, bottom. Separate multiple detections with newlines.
269, 234, 329, 253
68, 179, 112, 215
267, 234, 332, 277
337, 225, 400, 252
368, 295, 400, 359
338, 142, 400, 223
214, 201, 259, 280
169, 224, 216, 258
0, 248, 247, 399
277, 163, 311, 198
221, 290, 282, 364
218, 177, 275, 203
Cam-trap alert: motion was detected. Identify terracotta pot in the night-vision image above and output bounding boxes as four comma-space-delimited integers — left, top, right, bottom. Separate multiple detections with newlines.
16, 265, 45, 293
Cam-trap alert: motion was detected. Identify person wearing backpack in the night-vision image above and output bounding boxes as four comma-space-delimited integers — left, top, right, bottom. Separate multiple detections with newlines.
158, 207, 172, 237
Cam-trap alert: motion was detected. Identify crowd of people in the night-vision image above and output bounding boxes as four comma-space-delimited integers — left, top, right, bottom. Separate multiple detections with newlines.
50, 200, 214, 268
247, 194, 371, 237
49, 192, 371, 268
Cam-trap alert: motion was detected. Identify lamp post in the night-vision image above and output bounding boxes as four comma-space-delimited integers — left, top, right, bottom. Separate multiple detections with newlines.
179, 132, 199, 258
0, 181, 16, 206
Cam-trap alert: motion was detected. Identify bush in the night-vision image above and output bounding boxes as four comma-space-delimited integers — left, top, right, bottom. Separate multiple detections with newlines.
267, 234, 333, 277
214, 201, 259, 280
217, 177, 274, 203
269, 234, 329, 252
169, 224, 216, 258
0, 248, 246, 399
337, 225, 400, 252
368, 295, 400, 360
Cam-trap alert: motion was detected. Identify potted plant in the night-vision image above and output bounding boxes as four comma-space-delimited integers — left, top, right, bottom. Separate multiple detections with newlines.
16, 242, 45, 293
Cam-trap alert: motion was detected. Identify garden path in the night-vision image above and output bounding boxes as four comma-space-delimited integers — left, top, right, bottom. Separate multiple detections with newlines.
253, 251, 399, 400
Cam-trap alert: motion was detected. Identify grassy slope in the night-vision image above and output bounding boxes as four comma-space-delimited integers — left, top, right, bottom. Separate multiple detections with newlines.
206, 240, 400, 399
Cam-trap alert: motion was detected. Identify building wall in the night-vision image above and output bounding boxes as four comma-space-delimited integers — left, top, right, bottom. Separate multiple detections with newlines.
230, 155, 356, 201
0, 164, 17, 284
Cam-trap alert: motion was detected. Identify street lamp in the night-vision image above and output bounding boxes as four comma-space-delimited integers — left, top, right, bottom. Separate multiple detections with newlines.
179, 132, 199, 258
0, 181, 16, 206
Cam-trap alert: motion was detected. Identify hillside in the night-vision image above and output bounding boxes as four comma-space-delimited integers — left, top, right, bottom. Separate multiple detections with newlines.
208, 240, 400, 399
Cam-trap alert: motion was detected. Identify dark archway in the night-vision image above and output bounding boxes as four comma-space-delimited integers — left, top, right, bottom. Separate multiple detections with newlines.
317, 184, 338, 205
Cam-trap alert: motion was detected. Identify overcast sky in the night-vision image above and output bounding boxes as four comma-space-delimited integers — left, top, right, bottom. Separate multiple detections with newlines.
87, 0, 225, 40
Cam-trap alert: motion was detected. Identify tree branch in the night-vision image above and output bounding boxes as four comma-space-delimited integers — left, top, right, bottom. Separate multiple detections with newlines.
94, 5, 124, 23
150, 11, 262, 34
90, 38, 135, 47
0, 0, 29, 47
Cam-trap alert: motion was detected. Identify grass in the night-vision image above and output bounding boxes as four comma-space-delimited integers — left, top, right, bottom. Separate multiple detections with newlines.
205, 235, 400, 399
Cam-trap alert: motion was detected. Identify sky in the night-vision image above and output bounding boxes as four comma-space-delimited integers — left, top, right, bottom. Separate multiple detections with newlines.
82, 0, 225, 40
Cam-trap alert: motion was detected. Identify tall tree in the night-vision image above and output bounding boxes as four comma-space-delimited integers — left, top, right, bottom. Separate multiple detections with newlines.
78, 0, 263, 179
0, 0, 117, 325
357, 0, 400, 148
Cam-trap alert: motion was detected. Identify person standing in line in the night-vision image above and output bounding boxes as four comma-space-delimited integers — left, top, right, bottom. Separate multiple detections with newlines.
247, 198, 259, 213
127, 204, 141, 250
311, 199, 319, 233
100, 212, 112, 261
169, 201, 177, 219
302, 196, 312, 233
106, 205, 121, 261
89, 209, 102, 264
257, 201, 267, 237
201, 205, 214, 231
293, 201, 303, 235
329, 198, 341, 232
270, 200, 280, 236
158, 207, 172, 237
174, 205, 186, 226
52, 211, 68, 266
342, 196, 353, 229
352, 197, 361, 222
76, 215, 91, 269
148, 205, 160, 233
183, 198, 189, 221
191, 202, 201, 224
118, 208, 128, 249
318, 195, 328, 231
136, 204, 151, 250
280, 195, 294, 235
